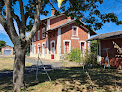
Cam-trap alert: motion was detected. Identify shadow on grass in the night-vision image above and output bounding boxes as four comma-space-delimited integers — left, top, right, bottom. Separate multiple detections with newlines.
0, 65, 122, 92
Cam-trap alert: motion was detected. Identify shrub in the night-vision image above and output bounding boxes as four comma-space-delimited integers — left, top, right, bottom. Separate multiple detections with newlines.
84, 50, 97, 64
67, 48, 81, 63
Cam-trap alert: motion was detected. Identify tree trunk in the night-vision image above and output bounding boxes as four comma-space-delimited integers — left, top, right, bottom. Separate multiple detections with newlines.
13, 47, 26, 92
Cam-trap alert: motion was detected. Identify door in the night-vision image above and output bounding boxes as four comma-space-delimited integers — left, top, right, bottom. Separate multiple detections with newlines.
65, 42, 69, 53
4, 50, 11, 55
51, 41, 55, 59
42, 43, 45, 58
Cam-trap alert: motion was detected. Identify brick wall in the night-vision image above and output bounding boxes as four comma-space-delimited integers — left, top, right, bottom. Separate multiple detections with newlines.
101, 38, 122, 68
61, 23, 88, 54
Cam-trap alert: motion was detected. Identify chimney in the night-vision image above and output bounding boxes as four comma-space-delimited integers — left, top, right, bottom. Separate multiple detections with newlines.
51, 8, 55, 16
67, 16, 71, 21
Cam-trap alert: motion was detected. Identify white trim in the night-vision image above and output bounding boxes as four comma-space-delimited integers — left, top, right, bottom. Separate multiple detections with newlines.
57, 28, 61, 59
50, 40, 55, 54
63, 40, 71, 54
42, 42, 46, 58
88, 32, 91, 53
34, 44, 36, 54
47, 19, 50, 30
71, 37, 79, 40
38, 30, 40, 40
72, 26, 78, 36
46, 33, 49, 54
97, 40, 101, 62
46, 19, 50, 54
80, 41, 86, 53
37, 43, 40, 54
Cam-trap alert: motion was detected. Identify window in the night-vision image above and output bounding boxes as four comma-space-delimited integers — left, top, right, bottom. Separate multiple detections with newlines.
80, 41, 86, 54
63, 40, 71, 54
34, 35, 36, 41
34, 44, 36, 54
42, 27, 45, 39
72, 26, 78, 36
38, 30, 40, 40
65, 42, 70, 53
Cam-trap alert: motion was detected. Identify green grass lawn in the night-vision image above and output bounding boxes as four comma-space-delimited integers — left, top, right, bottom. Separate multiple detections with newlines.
0, 62, 122, 92
0, 58, 32, 71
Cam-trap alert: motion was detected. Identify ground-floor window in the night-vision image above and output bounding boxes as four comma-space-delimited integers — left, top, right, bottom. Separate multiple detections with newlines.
80, 41, 86, 53
34, 44, 36, 54
63, 40, 71, 54
42, 42, 46, 57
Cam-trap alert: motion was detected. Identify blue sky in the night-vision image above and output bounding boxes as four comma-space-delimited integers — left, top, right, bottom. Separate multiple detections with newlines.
0, 0, 122, 47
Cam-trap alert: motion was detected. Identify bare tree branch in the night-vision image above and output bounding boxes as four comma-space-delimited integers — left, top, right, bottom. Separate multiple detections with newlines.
11, 12, 21, 33
18, 0, 26, 39
25, 0, 43, 48
4, 0, 20, 46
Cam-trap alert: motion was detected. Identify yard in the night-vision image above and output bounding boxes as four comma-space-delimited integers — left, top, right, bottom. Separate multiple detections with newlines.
0, 57, 122, 92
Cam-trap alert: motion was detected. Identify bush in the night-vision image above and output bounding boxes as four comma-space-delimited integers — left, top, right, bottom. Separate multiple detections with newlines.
67, 48, 81, 63
84, 50, 97, 64
67, 48, 97, 65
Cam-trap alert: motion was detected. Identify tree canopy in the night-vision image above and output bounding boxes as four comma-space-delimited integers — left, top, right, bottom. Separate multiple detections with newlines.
0, 40, 6, 48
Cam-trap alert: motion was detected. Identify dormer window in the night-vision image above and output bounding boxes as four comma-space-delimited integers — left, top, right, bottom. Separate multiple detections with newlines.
42, 27, 45, 39
72, 26, 78, 36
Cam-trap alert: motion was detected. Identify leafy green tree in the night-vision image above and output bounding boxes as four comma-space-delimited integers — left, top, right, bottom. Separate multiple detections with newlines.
0, 40, 6, 48
0, 0, 121, 91
90, 40, 97, 53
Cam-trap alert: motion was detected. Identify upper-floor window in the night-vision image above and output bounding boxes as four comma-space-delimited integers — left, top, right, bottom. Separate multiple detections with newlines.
34, 35, 36, 41
42, 27, 45, 39
72, 26, 78, 36
38, 30, 40, 40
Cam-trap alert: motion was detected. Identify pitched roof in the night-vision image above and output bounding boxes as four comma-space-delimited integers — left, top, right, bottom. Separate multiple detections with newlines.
40, 12, 65, 21
48, 19, 76, 31
87, 30, 122, 41
47, 19, 96, 36
1, 45, 13, 48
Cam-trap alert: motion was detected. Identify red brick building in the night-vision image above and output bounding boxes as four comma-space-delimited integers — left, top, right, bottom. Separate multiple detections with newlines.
30, 8, 96, 60
88, 31, 122, 68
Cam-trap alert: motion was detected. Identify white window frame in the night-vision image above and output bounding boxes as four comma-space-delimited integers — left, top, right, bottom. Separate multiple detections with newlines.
34, 44, 36, 54
63, 40, 71, 54
42, 27, 45, 39
34, 35, 36, 41
38, 30, 40, 40
80, 41, 86, 53
50, 40, 55, 54
72, 26, 78, 36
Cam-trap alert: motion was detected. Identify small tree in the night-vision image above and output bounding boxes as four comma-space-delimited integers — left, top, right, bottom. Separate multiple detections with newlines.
0, 40, 6, 48
67, 48, 81, 63
0, 40, 6, 52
